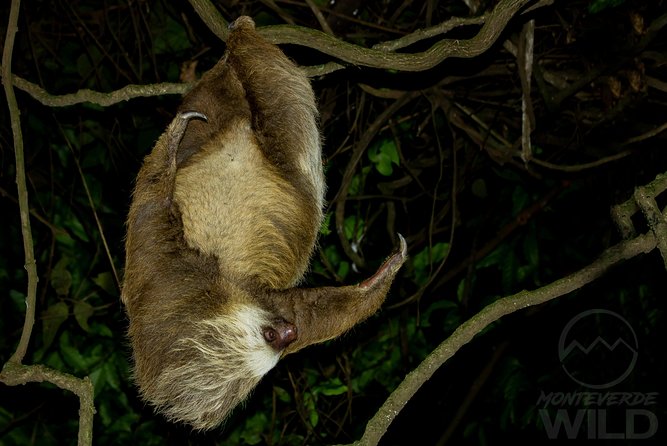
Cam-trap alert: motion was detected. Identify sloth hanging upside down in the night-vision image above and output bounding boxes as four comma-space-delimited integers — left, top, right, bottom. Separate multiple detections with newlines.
121, 16, 407, 430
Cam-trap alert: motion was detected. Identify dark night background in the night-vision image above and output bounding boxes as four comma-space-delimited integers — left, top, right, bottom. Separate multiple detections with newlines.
1, 0, 665, 444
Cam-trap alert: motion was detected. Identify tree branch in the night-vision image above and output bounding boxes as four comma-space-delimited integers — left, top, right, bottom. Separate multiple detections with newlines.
352, 230, 658, 446
0, 363, 95, 446
2, 0, 36, 367
3, 0, 541, 109
188, 0, 536, 71
1, 2, 96, 444
9, 74, 190, 107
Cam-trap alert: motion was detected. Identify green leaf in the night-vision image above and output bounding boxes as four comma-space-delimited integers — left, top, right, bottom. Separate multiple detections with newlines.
59, 331, 87, 372
457, 278, 466, 302
50, 257, 72, 296
319, 212, 332, 236
304, 392, 319, 427
337, 260, 350, 280
274, 386, 292, 403
412, 242, 450, 286
42, 301, 69, 350
74, 300, 94, 332
368, 138, 400, 176
9, 289, 25, 310
58, 210, 89, 242
501, 245, 519, 292
343, 215, 364, 241
91, 321, 113, 337
523, 226, 539, 268
323, 245, 350, 280
152, 14, 191, 54
421, 299, 457, 328
316, 378, 348, 396
104, 358, 122, 391
93, 271, 116, 295
476, 244, 507, 269
349, 165, 372, 196
588, 0, 625, 13
239, 412, 270, 445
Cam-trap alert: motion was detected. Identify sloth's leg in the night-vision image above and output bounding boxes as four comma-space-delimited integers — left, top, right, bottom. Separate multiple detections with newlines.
175, 60, 250, 166
225, 17, 323, 198
268, 235, 408, 354
163, 111, 207, 202
123, 111, 208, 281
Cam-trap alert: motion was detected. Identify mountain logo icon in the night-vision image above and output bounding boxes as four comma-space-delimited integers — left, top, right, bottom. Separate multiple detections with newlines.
558, 309, 638, 389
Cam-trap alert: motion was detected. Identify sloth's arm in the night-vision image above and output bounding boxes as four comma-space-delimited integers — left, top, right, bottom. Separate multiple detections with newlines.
225, 17, 322, 188
122, 112, 208, 306
273, 235, 407, 354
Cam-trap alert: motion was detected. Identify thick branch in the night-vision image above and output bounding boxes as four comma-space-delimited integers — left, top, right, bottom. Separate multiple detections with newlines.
5, 0, 538, 109
188, 0, 535, 71
353, 231, 657, 446
0, 363, 95, 446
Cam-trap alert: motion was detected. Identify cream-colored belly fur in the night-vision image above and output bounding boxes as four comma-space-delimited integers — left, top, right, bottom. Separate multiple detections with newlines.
174, 120, 311, 289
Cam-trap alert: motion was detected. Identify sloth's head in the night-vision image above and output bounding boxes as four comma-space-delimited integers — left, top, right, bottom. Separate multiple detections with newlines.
145, 305, 297, 430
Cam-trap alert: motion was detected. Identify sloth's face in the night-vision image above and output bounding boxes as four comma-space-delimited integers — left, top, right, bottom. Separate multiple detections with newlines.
147, 305, 286, 430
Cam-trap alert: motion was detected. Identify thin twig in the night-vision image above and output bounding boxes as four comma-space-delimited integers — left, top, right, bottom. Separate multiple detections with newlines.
334, 92, 419, 268
1, 2, 96, 444
305, 0, 335, 36
518, 19, 535, 163
10, 73, 190, 106
531, 151, 632, 172
58, 125, 121, 292
2, 0, 37, 366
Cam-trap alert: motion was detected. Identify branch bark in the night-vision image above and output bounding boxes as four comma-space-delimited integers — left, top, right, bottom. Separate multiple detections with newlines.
350, 230, 658, 446
8, 74, 190, 107
0, 363, 95, 446
188, 0, 535, 72
3, 0, 542, 109
2, 0, 36, 368
1, 1, 96, 444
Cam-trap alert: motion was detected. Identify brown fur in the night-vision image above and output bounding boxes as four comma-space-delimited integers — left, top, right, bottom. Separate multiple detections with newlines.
121, 16, 406, 430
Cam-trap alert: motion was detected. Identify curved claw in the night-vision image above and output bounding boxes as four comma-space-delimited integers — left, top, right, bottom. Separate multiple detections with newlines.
166, 111, 208, 163
179, 111, 208, 123
396, 233, 408, 258
359, 234, 408, 290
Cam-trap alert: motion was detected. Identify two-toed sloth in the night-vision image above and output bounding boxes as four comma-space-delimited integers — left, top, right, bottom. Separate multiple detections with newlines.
121, 16, 406, 430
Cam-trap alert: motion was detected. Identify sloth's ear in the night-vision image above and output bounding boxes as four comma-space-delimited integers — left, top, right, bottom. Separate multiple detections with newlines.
271, 235, 407, 355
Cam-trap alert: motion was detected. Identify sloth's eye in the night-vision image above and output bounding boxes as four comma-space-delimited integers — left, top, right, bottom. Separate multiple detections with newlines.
263, 327, 277, 343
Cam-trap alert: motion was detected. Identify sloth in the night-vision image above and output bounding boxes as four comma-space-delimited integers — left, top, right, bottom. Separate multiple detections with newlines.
121, 16, 407, 430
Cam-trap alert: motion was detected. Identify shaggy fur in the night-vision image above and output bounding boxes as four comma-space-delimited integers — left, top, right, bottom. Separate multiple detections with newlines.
121, 16, 406, 431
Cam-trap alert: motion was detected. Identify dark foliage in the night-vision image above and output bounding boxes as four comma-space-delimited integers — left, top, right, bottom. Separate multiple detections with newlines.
1, 0, 665, 444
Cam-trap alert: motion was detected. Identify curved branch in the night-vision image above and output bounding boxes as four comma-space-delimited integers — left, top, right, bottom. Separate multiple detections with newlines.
0, 363, 95, 446
5, 0, 538, 109
187, 0, 230, 41
188, 0, 536, 71
372, 15, 486, 52
355, 231, 657, 445
2, 0, 37, 366
10, 74, 190, 107
2, 3, 95, 445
